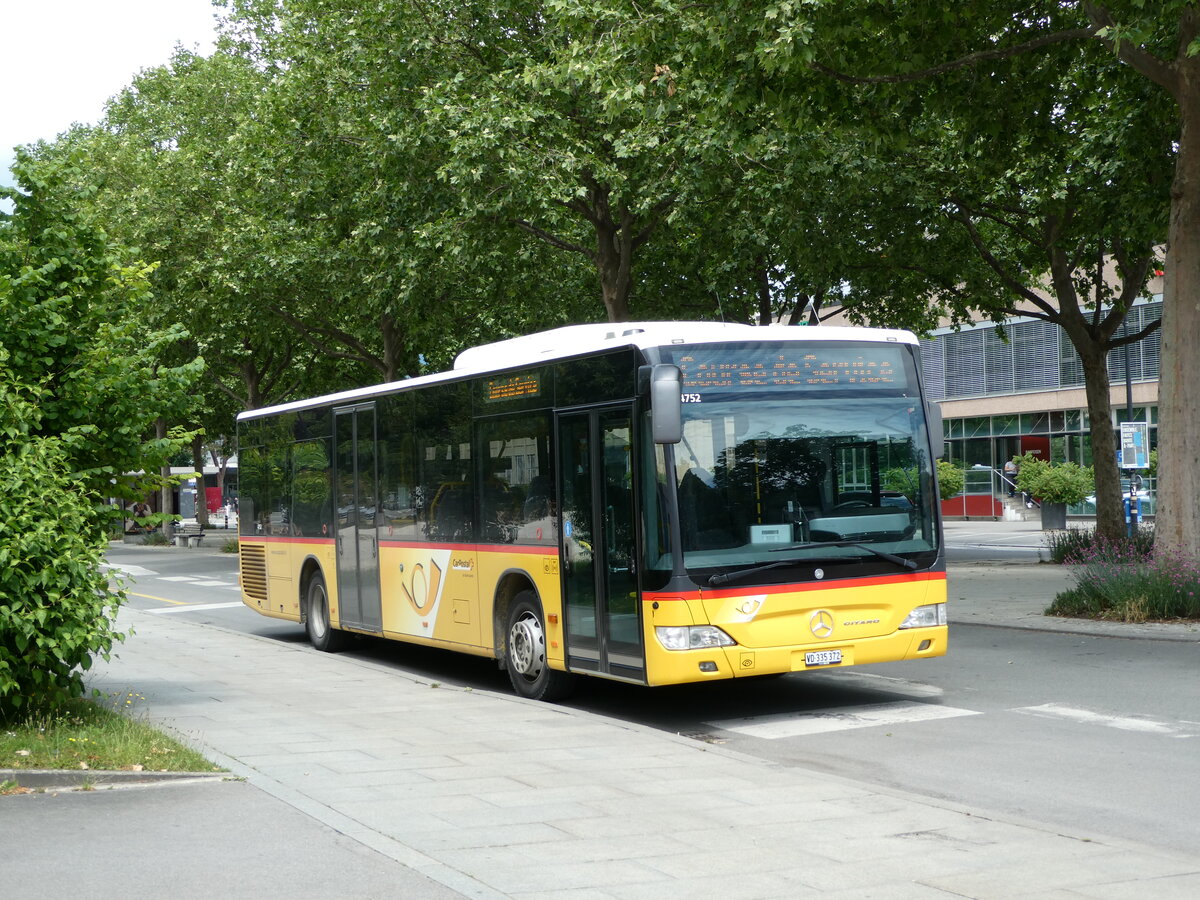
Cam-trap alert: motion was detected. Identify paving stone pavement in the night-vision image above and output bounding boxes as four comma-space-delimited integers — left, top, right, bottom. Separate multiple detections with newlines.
62, 594, 1200, 900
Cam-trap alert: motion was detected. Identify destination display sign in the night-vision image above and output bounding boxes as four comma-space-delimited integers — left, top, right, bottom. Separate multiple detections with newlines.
669, 342, 910, 392
484, 373, 542, 402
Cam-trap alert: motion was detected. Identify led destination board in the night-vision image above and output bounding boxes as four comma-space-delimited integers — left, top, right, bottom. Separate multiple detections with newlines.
669, 342, 908, 392
484, 373, 542, 402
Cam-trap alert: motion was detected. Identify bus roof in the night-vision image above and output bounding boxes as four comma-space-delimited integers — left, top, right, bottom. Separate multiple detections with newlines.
238, 322, 918, 421
452, 321, 917, 373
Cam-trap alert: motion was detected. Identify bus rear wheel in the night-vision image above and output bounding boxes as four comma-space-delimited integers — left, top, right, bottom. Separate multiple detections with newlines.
305, 572, 347, 652
506, 592, 574, 702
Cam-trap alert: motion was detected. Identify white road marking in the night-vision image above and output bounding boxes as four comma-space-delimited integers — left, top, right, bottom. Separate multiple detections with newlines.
189, 580, 233, 587
708, 702, 981, 739
156, 575, 200, 582
102, 564, 158, 578
146, 601, 246, 615
1014, 703, 1196, 738
812, 670, 945, 698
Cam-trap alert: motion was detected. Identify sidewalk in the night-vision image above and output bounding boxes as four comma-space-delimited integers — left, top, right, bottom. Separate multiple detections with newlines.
9, 526, 1199, 897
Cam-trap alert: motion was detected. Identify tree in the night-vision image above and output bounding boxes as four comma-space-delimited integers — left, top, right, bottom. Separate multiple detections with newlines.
0, 152, 201, 717
413, 0, 719, 321
554, 1, 1181, 549
827, 43, 1169, 544
0, 149, 201, 510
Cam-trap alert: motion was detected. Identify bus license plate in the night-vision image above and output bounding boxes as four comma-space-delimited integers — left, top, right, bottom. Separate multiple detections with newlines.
805, 649, 842, 667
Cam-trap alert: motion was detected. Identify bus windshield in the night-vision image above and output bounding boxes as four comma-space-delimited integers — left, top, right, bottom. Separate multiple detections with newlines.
655, 341, 939, 580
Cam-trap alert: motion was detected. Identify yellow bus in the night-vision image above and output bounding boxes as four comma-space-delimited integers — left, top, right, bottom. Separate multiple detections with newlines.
236, 322, 947, 700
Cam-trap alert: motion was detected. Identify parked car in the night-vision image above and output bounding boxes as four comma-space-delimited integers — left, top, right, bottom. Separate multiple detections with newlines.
1084, 478, 1151, 507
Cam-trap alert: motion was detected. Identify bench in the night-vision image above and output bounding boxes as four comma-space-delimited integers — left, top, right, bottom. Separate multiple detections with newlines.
173, 524, 206, 548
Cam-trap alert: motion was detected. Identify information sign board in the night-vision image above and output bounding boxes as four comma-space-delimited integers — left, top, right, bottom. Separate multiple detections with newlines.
1119, 421, 1150, 469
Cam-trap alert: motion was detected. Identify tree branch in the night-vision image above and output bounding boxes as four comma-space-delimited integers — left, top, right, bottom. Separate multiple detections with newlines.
514, 218, 594, 258
810, 26, 1100, 85
275, 308, 387, 376
949, 207, 1058, 317
1109, 315, 1162, 349
631, 196, 675, 250
1084, 3, 1179, 97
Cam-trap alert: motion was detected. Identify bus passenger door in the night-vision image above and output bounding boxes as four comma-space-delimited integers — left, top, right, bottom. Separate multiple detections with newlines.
557, 407, 644, 682
334, 403, 382, 633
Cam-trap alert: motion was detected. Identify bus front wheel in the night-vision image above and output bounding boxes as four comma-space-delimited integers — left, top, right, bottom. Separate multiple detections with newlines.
305, 572, 347, 652
506, 592, 574, 702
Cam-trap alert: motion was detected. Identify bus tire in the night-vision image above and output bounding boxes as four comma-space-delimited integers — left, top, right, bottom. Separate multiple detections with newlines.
305, 571, 347, 652
506, 591, 574, 702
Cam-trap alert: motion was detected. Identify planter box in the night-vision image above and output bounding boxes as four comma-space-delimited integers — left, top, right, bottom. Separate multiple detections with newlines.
1041, 501, 1067, 530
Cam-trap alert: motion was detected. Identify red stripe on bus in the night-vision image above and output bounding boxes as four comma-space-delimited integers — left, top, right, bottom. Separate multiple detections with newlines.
377, 540, 555, 555
243, 535, 556, 556
239, 536, 554, 555
239, 536, 335, 545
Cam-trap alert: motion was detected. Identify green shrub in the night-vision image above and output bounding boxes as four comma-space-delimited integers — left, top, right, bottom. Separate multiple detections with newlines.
935, 459, 965, 501
0, 384, 126, 722
1044, 525, 1154, 564
1014, 454, 1093, 505
220, 537, 239, 553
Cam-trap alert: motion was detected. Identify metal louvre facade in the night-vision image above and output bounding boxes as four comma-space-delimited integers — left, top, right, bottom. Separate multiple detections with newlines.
920, 300, 1162, 402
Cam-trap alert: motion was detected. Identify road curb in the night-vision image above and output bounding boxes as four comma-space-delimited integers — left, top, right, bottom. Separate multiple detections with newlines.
1, 768, 229, 791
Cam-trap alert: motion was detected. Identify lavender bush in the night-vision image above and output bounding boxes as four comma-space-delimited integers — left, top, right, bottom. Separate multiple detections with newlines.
1048, 532, 1200, 621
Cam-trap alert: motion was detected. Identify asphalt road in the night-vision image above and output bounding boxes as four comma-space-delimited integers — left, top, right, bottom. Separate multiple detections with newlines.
105, 541, 1200, 856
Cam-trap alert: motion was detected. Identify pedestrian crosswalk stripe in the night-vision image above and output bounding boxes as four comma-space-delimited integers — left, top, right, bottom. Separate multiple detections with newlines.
1013, 703, 1196, 738
146, 601, 246, 615
708, 701, 981, 739
102, 564, 158, 578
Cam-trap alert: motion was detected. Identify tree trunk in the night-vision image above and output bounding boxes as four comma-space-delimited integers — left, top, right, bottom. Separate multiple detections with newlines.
192, 433, 209, 528
156, 418, 174, 542
754, 255, 772, 325
1155, 73, 1200, 560
1076, 345, 1125, 542
595, 210, 634, 323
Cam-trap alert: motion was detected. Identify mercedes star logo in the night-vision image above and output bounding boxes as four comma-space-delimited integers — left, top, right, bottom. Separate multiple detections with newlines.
810, 610, 835, 638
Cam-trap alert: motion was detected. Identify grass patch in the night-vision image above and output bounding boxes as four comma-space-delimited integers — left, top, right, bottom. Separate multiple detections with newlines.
1, 694, 221, 774
220, 536, 239, 553
1047, 534, 1200, 622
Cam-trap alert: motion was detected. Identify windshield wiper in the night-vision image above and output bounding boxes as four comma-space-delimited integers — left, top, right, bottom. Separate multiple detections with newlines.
706, 541, 918, 587
770, 540, 918, 570
707, 560, 801, 587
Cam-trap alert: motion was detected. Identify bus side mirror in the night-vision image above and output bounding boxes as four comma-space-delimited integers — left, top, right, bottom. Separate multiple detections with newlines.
651, 364, 683, 444
925, 401, 944, 458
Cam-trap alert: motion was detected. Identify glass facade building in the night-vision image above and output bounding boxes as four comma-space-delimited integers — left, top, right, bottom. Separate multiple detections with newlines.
919, 297, 1161, 472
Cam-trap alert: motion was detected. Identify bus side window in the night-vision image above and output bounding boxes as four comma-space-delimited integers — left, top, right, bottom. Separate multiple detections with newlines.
414, 383, 473, 542
477, 412, 555, 545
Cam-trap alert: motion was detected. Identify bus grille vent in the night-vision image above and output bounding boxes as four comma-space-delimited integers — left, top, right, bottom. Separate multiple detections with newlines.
239, 544, 268, 601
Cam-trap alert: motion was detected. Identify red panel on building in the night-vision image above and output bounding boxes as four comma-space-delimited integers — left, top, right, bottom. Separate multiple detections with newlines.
941, 494, 1003, 518
1019, 436, 1051, 460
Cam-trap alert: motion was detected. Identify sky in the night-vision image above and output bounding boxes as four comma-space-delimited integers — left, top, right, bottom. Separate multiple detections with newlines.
1, 0, 219, 190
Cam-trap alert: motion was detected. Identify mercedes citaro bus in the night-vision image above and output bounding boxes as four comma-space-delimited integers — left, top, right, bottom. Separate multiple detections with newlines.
236, 322, 947, 700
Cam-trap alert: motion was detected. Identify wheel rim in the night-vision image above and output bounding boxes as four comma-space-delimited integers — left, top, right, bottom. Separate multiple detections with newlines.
509, 611, 545, 681
310, 584, 329, 639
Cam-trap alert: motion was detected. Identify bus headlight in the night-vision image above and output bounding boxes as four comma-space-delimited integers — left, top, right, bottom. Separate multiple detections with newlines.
899, 603, 947, 629
656, 625, 736, 651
